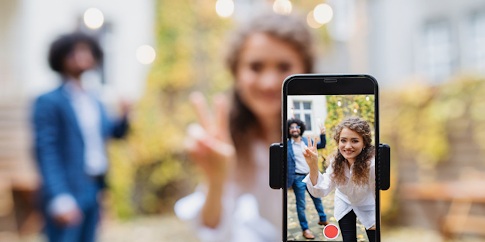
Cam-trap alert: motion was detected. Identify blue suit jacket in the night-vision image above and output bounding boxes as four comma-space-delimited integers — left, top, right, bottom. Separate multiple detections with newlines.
287, 134, 326, 188
32, 85, 128, 211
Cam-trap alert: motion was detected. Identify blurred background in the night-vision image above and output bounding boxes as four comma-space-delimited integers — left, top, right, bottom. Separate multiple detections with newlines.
1, 0, 484, 241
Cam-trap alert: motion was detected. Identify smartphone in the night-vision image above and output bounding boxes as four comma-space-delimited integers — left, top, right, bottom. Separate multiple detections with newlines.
281, 74, 380, 242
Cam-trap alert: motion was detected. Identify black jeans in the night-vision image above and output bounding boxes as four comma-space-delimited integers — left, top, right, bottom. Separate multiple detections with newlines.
338, 210, 375, 242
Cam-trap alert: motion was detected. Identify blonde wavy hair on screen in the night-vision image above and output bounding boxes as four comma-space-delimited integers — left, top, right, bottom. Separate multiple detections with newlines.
331, 117, 375, 187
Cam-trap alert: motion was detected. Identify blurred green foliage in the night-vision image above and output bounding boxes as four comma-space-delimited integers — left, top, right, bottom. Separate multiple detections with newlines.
107, 0, 233, 218
380, 76, 485, 218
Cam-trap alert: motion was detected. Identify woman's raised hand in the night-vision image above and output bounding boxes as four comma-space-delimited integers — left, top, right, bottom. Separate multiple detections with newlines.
185, 92, 236, 184
302, 135, 319, 167
303, 135, 320, 185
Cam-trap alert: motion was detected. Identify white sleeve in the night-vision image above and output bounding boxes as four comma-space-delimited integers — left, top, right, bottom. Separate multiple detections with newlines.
303, 162, 336, 198
369, 158, 376, 199
48, 193, 78, 216
174, 184, 237, 242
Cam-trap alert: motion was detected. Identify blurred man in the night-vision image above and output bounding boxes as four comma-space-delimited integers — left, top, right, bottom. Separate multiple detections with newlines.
287, 118, 328, 239
32, 33, 129, 242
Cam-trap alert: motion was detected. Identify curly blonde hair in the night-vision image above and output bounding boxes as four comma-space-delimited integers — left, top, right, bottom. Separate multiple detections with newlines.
331, 117, 375, 187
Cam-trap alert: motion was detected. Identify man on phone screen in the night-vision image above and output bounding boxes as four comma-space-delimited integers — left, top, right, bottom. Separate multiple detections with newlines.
287, 118, 328, 239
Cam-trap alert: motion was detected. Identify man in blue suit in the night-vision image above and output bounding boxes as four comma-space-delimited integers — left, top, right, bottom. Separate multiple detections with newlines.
32, 33, 129, 242
287, 118, 328, 239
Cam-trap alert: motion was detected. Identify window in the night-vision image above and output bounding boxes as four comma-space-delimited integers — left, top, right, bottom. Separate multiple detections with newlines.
423, 21, 453, 81
293, 101, 313, 131
471, 12, 485, 74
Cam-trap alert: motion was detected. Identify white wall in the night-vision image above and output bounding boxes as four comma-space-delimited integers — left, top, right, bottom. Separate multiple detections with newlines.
367, 0, 485, 88
0, 0, 23, 101
287, 95, 327, 137
2, 0, 155, 102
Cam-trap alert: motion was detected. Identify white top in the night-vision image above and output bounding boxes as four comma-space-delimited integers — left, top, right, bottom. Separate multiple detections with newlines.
291, 139, 309, 174
303, 158, 376, 229
175, 139, 282, 242
64, 80, 108, 176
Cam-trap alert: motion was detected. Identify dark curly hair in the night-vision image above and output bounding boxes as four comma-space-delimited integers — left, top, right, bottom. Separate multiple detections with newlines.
48, 32, 103, 74
331, 117, 375, 187
287, 118, 306, 138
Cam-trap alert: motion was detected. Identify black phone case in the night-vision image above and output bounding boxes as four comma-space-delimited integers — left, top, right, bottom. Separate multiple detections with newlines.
269, 74, 390, 242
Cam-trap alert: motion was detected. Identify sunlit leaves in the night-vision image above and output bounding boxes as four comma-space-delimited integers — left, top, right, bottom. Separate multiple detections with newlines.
380, 76, 485, 218
107, 0, 232, 218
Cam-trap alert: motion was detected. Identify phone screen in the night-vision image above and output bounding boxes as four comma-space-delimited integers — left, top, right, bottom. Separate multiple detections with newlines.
286, 94, 376, 242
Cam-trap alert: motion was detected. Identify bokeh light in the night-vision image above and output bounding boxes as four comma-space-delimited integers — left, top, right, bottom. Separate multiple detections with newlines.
83, 8, 104, 29
273, 0, 292, 15
307, 10, 323, 29
313, 3, 333, 25
215, 0, 234, 18
136, 45, 156, 65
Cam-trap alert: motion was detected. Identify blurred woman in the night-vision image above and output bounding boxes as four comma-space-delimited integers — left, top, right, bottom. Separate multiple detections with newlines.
303, 117, 376, 242
175, 12, 316, 242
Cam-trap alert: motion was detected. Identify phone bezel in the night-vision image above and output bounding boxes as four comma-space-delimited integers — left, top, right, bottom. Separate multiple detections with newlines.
282, 74, 380, 242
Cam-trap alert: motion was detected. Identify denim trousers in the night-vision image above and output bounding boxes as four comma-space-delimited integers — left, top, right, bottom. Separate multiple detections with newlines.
291, 174, 327, 231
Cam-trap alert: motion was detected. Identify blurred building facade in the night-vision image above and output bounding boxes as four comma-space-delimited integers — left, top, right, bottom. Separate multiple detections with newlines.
366, 0, 485, 86
306, 0, 485, 87
0, 0, 155, 238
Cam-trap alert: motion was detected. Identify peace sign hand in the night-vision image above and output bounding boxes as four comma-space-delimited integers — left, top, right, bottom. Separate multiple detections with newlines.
185, 92, 236, 184
302, 135, 319, 168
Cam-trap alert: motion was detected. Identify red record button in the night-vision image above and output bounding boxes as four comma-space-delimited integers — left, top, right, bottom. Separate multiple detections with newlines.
323, 224, 339, 239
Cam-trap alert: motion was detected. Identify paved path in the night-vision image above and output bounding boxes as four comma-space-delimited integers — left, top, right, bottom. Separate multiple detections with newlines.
16, 214, 485, 242
19, 214, 200, 242
287, 188, 368, 241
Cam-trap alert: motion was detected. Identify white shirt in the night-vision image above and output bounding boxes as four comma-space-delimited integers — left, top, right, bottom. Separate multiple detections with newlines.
291, 139, 309, 174
175, 137, 282, 242
303, 158, 376, 229
64, 80, 108, 176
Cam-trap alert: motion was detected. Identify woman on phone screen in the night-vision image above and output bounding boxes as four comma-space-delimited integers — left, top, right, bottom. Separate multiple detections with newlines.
174, 11, 316, 242
303, 117, 376, 242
